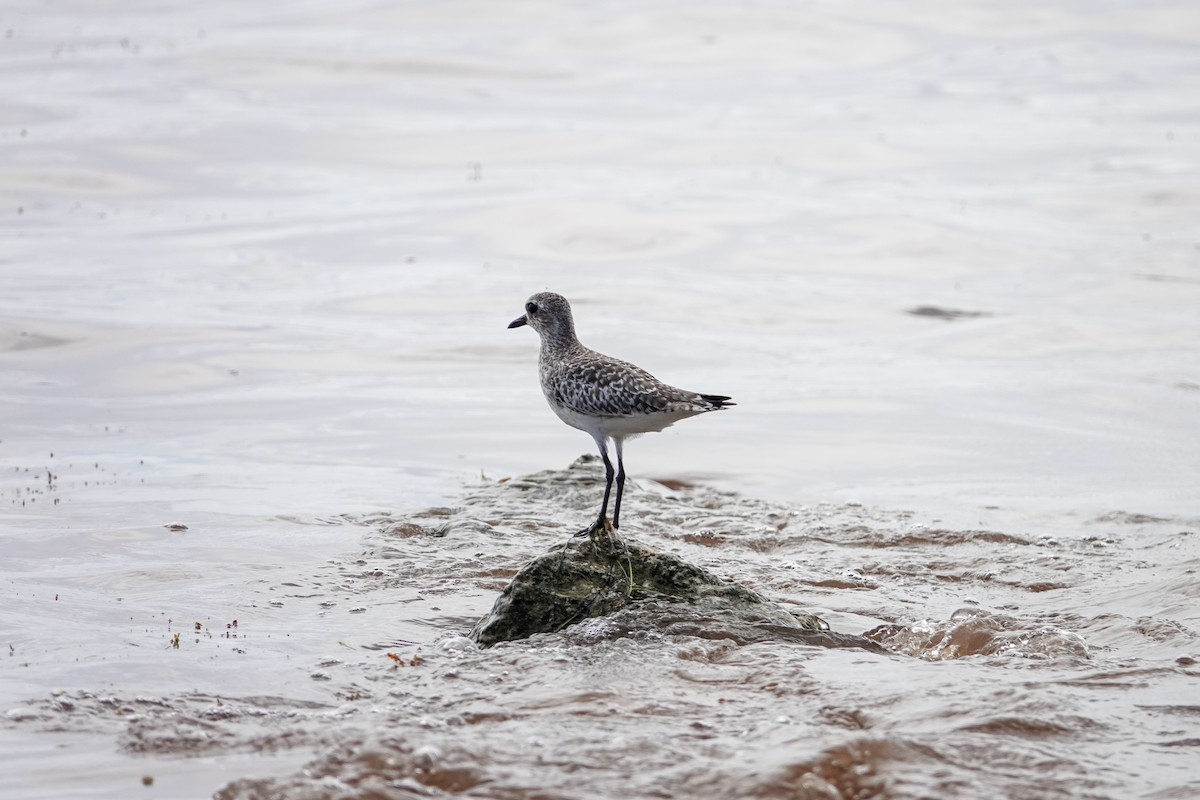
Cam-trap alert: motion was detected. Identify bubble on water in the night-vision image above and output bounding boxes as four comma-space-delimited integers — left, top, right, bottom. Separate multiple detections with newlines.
436, 635, 477, 654
6, 707, 40, 721
412, 744, 440, 768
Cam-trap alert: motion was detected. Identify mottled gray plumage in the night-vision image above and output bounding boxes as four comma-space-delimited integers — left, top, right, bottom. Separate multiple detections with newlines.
544, 351, 725, 419
508, 291, 733, 545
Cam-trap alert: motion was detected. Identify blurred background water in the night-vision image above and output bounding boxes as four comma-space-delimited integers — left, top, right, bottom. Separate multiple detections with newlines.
1, 1, 1198, 797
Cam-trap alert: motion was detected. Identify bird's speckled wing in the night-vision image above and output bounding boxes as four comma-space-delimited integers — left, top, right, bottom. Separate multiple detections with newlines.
542, 351, 702, 418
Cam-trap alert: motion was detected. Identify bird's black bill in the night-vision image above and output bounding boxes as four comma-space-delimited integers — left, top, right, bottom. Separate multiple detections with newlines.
508, 315, 528, 329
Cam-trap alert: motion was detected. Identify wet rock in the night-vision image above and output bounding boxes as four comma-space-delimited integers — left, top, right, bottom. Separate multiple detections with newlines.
469, 539, 882, 652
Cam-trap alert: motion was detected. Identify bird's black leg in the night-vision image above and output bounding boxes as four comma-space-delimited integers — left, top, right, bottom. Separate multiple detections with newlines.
612, 437, 626, 530
575, 437, 614, 539
596, 448, 615, 531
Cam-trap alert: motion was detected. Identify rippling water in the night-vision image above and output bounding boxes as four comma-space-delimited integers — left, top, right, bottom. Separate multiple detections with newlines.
11, 464, 1200, 799
2, 1, 1199, 798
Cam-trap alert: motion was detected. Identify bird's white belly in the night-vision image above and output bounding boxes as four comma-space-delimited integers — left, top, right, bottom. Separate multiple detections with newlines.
549, 401, 693, 440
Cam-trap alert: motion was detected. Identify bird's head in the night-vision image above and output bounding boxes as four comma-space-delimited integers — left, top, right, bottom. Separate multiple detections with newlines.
508, 292, 576, 341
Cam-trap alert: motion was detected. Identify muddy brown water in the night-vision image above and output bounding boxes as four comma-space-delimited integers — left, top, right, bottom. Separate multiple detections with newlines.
7, 462, 1199, 799
3, 1, 1200, 798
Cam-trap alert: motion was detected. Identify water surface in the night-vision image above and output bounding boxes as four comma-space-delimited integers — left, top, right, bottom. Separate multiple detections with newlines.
2, 1, 1198, 797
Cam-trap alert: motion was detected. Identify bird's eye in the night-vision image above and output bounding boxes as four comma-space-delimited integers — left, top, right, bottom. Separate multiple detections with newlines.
525, 302, 538, 315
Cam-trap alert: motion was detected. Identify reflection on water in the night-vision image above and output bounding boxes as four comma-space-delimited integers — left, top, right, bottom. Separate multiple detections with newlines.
2, 0, 1199, 797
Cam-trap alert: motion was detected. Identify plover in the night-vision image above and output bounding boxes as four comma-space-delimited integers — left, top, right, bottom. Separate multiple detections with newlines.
508, 291, 734, 546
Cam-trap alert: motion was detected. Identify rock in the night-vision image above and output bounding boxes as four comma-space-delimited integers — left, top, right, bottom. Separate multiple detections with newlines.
469, 539, 882, 652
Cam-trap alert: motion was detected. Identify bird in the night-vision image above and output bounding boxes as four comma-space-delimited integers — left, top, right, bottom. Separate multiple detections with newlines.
508, 291, 734, 548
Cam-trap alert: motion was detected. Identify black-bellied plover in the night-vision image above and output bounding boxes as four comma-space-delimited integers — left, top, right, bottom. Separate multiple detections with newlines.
508, 291, 734, 547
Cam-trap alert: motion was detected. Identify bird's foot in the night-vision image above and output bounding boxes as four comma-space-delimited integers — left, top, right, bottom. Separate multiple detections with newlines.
573, 516, 607, 539
574, 517, 625, 555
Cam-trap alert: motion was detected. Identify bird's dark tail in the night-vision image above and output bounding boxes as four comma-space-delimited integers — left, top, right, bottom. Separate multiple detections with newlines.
701, 394, 735, 409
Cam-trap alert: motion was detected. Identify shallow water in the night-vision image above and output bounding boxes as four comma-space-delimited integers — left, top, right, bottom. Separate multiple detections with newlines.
2, 1, 1199, 798
11, 464, 1200, 799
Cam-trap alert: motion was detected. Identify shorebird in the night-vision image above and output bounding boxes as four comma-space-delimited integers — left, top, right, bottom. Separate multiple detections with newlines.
508, 291, 734, 546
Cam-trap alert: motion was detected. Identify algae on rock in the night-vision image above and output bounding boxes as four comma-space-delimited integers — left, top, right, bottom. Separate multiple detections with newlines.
469, 539, 880, 652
